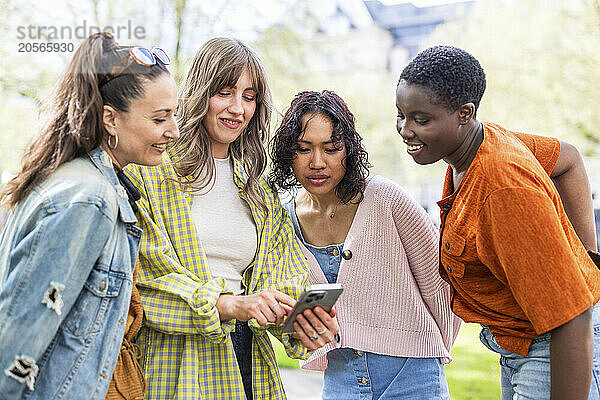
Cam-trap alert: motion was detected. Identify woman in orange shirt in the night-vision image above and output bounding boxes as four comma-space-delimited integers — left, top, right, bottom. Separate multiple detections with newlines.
396, 45, 600, 399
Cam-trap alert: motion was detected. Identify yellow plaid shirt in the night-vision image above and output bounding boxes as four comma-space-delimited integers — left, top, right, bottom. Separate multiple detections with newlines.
125, 155, 311, 399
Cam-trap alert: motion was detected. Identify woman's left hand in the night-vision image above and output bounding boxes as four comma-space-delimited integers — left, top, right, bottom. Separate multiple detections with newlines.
292, 306, 339, 351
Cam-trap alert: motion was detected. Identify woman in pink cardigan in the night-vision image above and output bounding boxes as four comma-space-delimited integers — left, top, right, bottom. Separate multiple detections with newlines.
269, 90, 460, 399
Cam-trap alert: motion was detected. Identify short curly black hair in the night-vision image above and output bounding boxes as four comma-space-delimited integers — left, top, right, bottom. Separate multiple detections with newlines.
269, 90, 370, 204
399, 45, 486, 114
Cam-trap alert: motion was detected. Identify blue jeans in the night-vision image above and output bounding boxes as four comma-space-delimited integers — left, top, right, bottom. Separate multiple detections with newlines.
479, 303, 600, 399
322, 348, 450, 400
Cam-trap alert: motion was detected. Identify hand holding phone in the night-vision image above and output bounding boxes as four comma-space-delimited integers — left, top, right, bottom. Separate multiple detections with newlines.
281, 283, 343, 333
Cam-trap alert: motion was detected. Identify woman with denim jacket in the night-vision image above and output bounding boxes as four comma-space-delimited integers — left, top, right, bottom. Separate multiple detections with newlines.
0, 32, 178, 399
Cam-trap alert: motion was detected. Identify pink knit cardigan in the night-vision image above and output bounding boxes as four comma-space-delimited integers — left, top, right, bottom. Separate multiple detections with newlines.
294, 176, 462, 371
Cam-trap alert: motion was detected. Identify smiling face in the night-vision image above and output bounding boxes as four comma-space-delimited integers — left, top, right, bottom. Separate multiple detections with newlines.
203, 68, 257, 159
106, 73, 179, 168
395, 80, 465, 165
292, 113, 347, 197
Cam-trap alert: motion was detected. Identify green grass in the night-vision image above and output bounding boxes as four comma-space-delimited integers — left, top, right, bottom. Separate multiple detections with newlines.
446, 323, 501, 399
270, 334, 302, 369
271, 323, 501, 399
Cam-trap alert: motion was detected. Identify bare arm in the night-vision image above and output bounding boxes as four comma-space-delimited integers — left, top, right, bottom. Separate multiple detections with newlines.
551, 141, 597, 251
550, 306, 593, 399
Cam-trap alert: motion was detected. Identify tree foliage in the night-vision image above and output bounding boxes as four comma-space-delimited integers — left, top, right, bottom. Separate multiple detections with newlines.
427, 0, 600, 156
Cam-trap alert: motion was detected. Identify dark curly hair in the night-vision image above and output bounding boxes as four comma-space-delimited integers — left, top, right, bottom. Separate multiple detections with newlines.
399, 45, 486, 115
269, 90, 370, 204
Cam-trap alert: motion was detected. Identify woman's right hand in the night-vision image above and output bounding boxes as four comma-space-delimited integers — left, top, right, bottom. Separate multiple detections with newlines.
216, 289, 296, 326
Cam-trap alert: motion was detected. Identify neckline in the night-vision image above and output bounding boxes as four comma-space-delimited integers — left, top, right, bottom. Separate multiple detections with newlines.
288, 200, 344, 248
289, 176, 377, 248
214, 156, 231, 165
443, 122, 487, 199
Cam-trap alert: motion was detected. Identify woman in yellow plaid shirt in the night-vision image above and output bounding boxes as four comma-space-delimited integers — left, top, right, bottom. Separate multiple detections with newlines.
125, 37, 338, 399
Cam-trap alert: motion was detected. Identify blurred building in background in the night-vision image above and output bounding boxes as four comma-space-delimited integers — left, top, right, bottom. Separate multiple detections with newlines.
365, 0, 475, 62
306, 0, 474, 76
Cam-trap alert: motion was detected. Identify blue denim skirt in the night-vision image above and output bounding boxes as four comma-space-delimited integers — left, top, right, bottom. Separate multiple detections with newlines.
322, 348, 450, 400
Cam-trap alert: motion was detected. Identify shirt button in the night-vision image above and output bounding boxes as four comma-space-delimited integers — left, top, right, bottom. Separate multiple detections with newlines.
445, 242, 450, 250
356, 350, 364, 356
341, 250, 352, 260
99, 278, 107, 291
360, 377, 369, 385
332, 248, 339, 256
446, 265, 452, 273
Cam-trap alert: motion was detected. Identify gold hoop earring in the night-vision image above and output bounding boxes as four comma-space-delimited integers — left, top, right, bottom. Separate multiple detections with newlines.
107, 133, 118, 150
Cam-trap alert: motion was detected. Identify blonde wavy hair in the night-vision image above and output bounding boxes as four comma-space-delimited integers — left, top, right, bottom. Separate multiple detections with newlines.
170, 37, 272, 211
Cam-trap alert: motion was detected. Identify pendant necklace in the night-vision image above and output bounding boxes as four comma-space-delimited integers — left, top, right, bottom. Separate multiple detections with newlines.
329, 202, 341, 219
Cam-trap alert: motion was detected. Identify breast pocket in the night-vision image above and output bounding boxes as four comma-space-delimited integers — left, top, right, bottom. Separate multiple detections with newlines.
63, 266, 124, 338
440, 230, 467, 278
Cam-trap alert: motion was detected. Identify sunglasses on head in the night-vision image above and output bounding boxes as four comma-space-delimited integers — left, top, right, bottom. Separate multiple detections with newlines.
130, 46, 171, 66
100, 46, 171, 87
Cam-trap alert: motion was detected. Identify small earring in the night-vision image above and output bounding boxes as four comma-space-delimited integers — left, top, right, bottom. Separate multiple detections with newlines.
107, 133, 118, 150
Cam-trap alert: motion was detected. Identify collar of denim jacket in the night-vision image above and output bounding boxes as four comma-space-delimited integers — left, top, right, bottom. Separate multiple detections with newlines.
87, 147, 138, 224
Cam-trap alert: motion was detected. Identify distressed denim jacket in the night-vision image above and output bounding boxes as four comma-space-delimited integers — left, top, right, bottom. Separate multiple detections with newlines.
0, 147, 141, 400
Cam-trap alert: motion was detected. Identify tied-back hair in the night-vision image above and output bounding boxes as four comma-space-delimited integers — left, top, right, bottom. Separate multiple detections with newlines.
1, 32, 169, 208
269, 90, 370, 205
171, 37, 272, 212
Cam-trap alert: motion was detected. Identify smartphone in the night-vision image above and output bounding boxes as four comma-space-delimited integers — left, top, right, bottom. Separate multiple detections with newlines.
281, 283, 343, 333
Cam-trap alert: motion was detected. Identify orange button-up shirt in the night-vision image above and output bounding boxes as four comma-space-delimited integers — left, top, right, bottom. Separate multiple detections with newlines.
438, 122, 600, 356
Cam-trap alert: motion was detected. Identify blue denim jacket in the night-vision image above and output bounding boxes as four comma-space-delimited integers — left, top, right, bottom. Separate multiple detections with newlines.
0, 147, 141, 400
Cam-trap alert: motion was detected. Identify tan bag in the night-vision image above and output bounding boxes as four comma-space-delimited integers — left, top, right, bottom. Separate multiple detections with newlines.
106, 261, 145, 400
